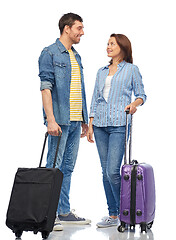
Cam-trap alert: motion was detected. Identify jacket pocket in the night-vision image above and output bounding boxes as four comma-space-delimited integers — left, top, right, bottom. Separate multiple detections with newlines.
54, 62, 66, 78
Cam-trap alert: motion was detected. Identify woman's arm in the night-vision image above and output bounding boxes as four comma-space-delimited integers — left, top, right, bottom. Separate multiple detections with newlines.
125, 65, 146, 114
87, 117, 94, 143
89, 70, 100, 118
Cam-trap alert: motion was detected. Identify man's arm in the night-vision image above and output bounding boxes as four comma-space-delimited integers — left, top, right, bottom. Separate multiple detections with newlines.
41, 89, 62, 136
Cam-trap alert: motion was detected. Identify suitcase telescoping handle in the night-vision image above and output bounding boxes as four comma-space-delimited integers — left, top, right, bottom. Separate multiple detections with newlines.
39, 131, 62, 168
124, 109, 133, 165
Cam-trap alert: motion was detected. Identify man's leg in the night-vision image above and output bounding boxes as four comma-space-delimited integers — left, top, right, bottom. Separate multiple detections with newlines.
57, 121, 81, 215
58, 121, 91, 225
46, 125, 69, 231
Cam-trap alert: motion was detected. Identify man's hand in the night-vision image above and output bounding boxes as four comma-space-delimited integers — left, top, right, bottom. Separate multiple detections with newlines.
81, 123, 88, 138
47, 119, 62, 136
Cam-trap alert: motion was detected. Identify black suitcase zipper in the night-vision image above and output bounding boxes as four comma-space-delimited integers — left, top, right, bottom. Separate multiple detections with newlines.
130, 164, 138, 225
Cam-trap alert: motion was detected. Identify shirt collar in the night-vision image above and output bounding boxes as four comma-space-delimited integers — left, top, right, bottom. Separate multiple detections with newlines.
102, 60, 126, 70
56, 38, 78, 55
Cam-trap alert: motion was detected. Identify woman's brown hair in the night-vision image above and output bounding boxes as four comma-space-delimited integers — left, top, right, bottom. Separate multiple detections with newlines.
110, 34, 133, 64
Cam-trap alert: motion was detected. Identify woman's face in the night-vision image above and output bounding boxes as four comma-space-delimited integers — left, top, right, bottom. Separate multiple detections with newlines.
107, 37, 121, 59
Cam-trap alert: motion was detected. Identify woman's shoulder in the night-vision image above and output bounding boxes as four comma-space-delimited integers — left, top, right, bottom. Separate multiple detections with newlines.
124, 62, 139, 71
96, 65, 109, 76
98, 65, 109, 71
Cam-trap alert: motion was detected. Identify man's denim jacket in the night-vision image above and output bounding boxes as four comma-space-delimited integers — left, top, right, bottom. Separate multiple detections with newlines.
38, 39, 88, 125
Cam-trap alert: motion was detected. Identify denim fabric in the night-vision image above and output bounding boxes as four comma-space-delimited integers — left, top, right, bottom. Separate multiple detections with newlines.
46, 121, 81, 215
38, 39, 88, 125
90, 61, 146, 126
93, 125, 126, 216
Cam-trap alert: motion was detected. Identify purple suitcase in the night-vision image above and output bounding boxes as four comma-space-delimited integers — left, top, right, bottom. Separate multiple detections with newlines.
118, 111, 155, 233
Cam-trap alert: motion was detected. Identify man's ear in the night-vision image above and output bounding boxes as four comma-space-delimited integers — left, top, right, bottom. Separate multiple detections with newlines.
64, 25, 70, 34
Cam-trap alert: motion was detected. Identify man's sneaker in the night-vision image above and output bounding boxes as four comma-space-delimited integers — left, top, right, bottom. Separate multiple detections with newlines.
96, 216, 120, 228
53, 217, 64, 231
58, 209, 91, 225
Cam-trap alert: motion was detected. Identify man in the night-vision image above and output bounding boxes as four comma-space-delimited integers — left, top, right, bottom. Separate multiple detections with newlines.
38, 13, 90, 231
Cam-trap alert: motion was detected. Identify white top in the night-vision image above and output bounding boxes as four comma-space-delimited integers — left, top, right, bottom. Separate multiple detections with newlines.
103, 75, 113, 101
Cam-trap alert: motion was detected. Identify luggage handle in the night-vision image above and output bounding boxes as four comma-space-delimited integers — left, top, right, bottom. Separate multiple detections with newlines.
124, 109, 133, 165
39, 131, 62, 168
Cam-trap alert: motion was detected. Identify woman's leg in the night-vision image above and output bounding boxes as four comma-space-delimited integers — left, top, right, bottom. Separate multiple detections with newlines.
93, 126, 118, 216
106, 126, 126, 216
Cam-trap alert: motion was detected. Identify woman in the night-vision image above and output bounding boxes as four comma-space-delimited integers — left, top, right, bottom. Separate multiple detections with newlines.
87, 34, 147, 228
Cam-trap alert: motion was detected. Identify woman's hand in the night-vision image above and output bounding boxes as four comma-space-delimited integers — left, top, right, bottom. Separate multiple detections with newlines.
125, 98, 143, 114
124, 104, 137, 115
87, 124, 94, 143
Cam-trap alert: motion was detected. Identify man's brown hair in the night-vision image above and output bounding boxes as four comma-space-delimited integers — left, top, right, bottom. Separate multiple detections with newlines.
59, 13, 83, 35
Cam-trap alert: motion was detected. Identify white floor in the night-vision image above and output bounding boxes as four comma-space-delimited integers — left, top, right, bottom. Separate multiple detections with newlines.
0, 220, 169, 240
48, 224, 154, 240
1, 221, 155, 240
1, 212, 174, 240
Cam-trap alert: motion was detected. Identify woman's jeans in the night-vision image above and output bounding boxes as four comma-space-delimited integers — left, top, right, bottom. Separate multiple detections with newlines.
46, 121, 81, 215
93, 125, 126, 216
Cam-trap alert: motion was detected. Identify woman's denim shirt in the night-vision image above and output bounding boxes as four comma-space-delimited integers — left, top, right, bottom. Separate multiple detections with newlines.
90, 61, 147, 127
38, 39, 88, 125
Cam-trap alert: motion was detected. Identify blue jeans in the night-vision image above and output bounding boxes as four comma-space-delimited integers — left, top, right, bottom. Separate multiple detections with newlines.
93, 125, 126, 216
46, 121, 81, 215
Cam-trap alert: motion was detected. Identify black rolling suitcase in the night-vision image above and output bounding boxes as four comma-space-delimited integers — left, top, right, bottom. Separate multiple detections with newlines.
6, 132, 63, 239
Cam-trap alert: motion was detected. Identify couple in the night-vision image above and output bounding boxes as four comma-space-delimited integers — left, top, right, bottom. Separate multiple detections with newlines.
38, 13, 146, 231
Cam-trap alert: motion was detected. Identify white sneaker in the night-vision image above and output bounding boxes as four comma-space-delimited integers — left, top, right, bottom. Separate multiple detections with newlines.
96, 216, 120, 228
53, 217, 64, 231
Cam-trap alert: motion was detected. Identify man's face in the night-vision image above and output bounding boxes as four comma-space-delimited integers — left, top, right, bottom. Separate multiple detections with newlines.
67, 20, 84, 44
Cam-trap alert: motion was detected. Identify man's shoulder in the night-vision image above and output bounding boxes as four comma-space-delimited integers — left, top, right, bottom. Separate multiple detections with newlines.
43, 40, 58, 55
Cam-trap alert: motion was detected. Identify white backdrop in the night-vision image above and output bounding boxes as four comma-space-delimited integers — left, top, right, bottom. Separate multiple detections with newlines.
1, 0, 176, 239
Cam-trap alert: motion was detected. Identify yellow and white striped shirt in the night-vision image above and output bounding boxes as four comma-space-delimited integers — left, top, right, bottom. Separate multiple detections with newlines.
68, 50, 83, 121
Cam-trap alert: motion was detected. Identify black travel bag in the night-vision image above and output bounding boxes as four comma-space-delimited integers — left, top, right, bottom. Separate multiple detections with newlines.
6, 132, 63, 239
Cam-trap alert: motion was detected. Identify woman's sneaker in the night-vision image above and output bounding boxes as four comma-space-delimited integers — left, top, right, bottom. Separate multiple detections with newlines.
53, 217, 64, 231
58, 209, 91, 225
96, 216, 119, 228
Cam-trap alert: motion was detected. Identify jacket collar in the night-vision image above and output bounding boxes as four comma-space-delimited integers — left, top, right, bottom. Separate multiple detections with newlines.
56, 38, 78, 55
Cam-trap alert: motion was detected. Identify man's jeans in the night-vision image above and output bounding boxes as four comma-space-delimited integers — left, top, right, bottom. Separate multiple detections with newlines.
93, 125, 126, 216
46, 121, 81, 215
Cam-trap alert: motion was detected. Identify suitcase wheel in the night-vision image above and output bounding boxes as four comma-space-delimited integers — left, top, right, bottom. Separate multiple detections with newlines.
118, 221, 126, 233
147, 221, 153, 229
118, 225, 126, 233
41, 231, 50, 239
15, 230, 23, 238
140, 223, 147, 233
130, 224, 135, 230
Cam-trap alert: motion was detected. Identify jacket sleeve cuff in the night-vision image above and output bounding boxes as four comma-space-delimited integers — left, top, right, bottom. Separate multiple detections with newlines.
40, 81, 53, 91
135, 95, 147, 105
89, 113, 95, 118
